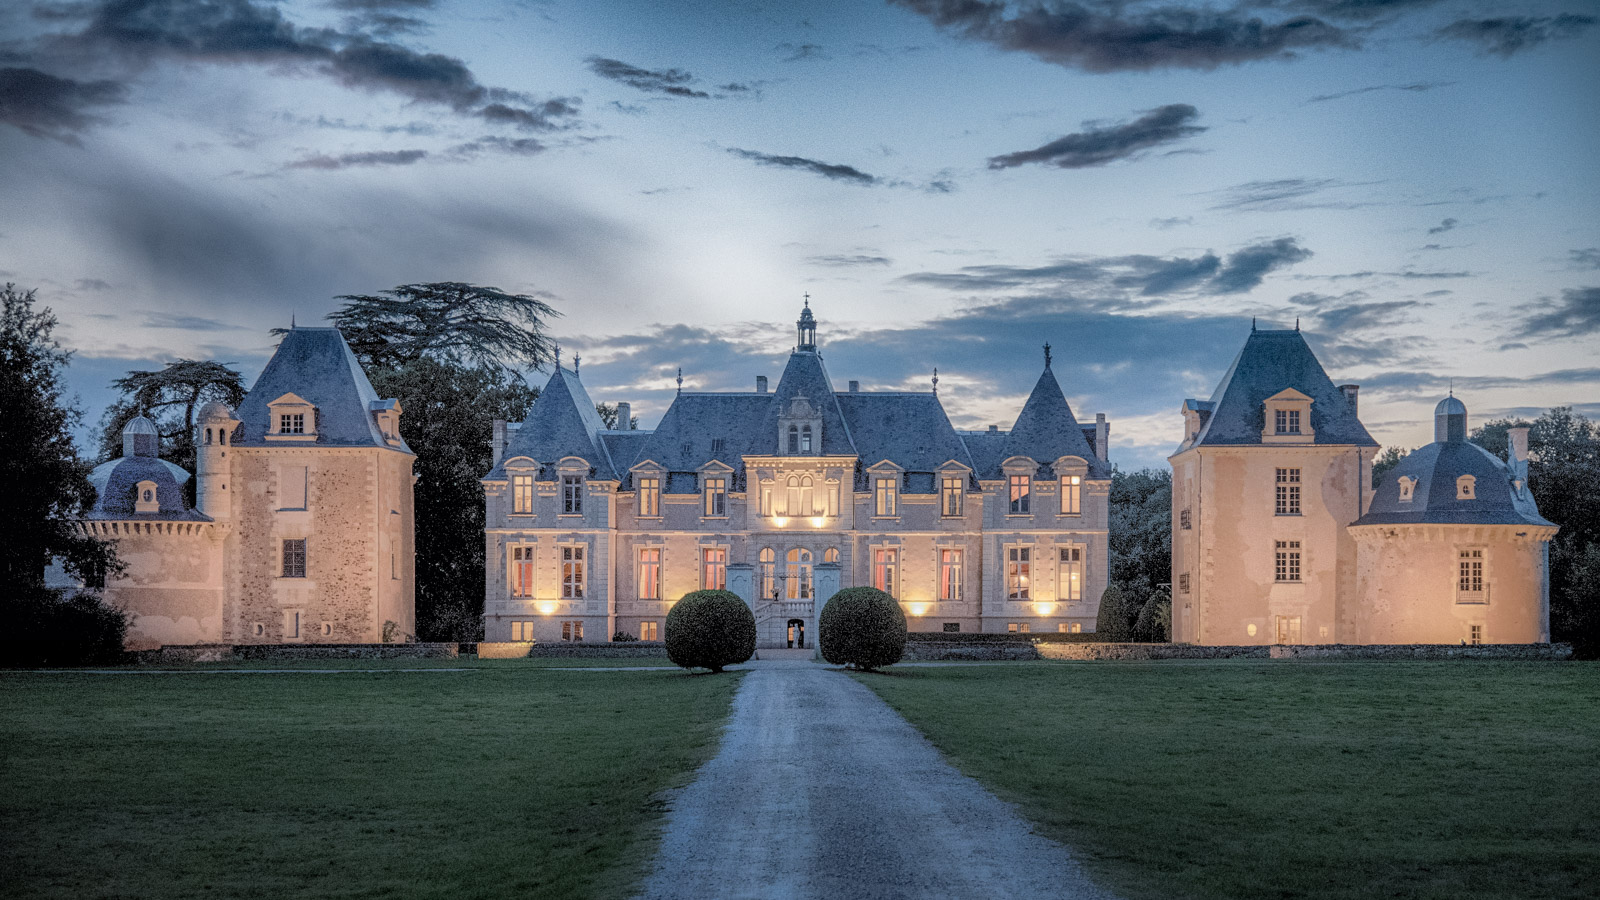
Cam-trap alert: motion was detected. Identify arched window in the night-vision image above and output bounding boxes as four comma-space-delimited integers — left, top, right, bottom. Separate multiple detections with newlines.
799, 475, 814, 516
786, 548, 813, 600
787, 425, 799, 454
823, 547, 840, 565
785, 475, 800, 515
759, 548, 777, 599
800, 424, 813, 453
205, 428, 213, 445
1398, 475, 1417, 502
219, 430, 227, 445
1457, 474, 1476, 500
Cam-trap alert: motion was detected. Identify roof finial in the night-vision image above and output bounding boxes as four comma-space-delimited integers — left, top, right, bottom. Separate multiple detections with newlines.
291, 311, 296, 329
1295, 318, 1300, 332
573, 352, 580, 376
932, 367, 939, 394
1449, 377, 1454, 398
676, 366, 683, 395
553, 340, 560, 368
1043, 342, 1052, 368
1251, 317, 1256, 332
803, 291, 810, 308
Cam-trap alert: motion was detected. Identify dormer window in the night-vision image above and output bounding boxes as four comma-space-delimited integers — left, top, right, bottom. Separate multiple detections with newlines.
800, 424, 813, 453
778, 394, 821, 456
1262, 389, 1314, 444
135, 480, 159, 514
1274, 409, 1300, 435
562, 475, 584, 514
875, 476, 898, 517
1398, 475, 1417, 502
1457, 475, 1476, 500
281, 413, 305, 434
266, 393, 317, 441
787, 425, 799, 454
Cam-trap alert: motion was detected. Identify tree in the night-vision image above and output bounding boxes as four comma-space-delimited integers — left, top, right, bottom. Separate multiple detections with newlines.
1371, 445, 1408, 486
1132, 590, 1171, 643
0, 285, 120, 591
95, 361, 245, 502
1107, 467, 1172, 612
1095, 583, 1135, 641
595, 403, 638, 430
323, 283, 560, 380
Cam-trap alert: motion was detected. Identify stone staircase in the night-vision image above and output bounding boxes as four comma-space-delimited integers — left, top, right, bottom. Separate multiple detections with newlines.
755, 600, 815, 649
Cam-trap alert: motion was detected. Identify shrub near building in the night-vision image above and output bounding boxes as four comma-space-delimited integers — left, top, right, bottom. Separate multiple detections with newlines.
664, 590, 756, 673
820, 587, 907, 671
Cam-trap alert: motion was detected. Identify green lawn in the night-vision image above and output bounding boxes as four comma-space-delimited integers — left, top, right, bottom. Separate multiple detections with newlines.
1, 666, 740, 900
857, 660, 1600, 900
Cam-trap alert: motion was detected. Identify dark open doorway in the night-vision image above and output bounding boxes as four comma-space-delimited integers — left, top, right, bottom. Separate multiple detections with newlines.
786, 618, 805, 649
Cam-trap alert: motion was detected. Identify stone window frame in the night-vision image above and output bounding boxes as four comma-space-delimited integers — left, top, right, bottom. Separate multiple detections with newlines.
505, 458, 537, 515
135, 479, 159, 514
639, 620, 660, 641
1057, 543, 1085, 602
1053, 456, 1088, 517
1397, 475, 1418, 502
1273, 539, 1302, 583
559, 542, 587, 599
265, 392, 317, 442
636, 545, 663, 601
699, 461, 734, 519
560, 620, 584, 642
937, 546, 963, 602
509, 543, 536, 598
631, 461, 665, 519
866, 460, 904, 519
700, 543, 729, 591
1456, 474, 1477, 500
758, 547, 778, 600
785, 547, 814, 600
510, 620, 536, 641
1004, 542, 1032, 600
1275, 467, 1302, 516
1456, 546, 1488, 604
871, 545, 900, 598
556, 457, 589, 516
281, 538, 307, 578
1261, 388, 1315, 444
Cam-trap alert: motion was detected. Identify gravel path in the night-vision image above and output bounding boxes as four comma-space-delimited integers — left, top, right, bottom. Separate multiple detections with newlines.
636, 660, 1114, 900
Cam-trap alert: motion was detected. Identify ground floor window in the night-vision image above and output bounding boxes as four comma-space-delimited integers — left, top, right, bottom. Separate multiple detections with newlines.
873, 547, 898, 597
939, 549, 962, 601
1275, 615, 1302, 644
640, 621, 659, 641
1007, 622, 1031, 633
1058, 623, 1082, 633
1006, 546, 1030, 599
1470, 624, 1483, 645
511, 620, 535, 641
561, 620, 584, 642
703, 547, 728, 591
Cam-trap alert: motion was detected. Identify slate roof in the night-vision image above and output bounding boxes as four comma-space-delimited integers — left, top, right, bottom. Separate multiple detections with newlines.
756, 350, 856, 456
960, 430, 1009, 479
86, 456, 206, 521
836, 392, 975, 491
629, 394, 774, 475
489, 364, 617, 480
1187, 329, 1377, 448
233, 328, 408, 451
996, 366, 1109, 479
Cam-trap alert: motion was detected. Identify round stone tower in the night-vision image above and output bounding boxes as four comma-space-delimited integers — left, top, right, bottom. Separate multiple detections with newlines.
196, 401, 240, 521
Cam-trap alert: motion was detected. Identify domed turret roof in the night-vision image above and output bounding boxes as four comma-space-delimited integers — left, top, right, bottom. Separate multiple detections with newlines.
1434, 396, 1467, 417
197, 400, 236, 422
123, 415, 158, 435
85, 456, 206, 520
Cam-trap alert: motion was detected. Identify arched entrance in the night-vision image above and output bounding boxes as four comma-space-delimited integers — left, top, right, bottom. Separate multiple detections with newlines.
786, 618, 806, 649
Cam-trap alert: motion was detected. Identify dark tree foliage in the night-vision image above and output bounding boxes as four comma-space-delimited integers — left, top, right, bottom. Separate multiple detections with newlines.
595, 403, 638, 430
1107, 467, 1172, 600
1371, 445, 1409, 486
1095, 582, 1135, 642
323, 283, 561, 381
1132, 589, 1171, 643
819, 586, 907, 670
368, 359, 536, 641
95, 361, 246, 505
1473, 408, 1600, 656
665, 589, 757, 673
0, 285, 121, 590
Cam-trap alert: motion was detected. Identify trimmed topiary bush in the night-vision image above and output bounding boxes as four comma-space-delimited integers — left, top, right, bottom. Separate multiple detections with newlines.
819, 586, 907, 671
665, 589, 756, 672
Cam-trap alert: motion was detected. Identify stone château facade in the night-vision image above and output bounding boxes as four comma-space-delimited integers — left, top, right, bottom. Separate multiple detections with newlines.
482, 302, 1113, 647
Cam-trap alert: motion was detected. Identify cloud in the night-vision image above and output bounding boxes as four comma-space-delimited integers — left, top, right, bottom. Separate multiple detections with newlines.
891, 0, 1353, 72
1290, 294, 1424, 331
1304, 80, 1452, 103
777, 42, 828, 62
585, 57, 709, 98
727, 148, 879, 185
1282, 0, 1445, 20
0, 66, 127, 143
1209, 237, 1313, 293
75, 278, 113, 291
1513, 287, 1600, 339
1437, 14, 1597, 56
286, 148, 428, 169
987, 103, 1205, 169
139, 311, 248, 330
1567, 249, 1600, 270
806, 254, 892, 267
325, 0, 436, 9
1205, 177, 1377, 212
1427, 217, 1457, 234
449, 135, 545, 157
1150, 216, 1193, 229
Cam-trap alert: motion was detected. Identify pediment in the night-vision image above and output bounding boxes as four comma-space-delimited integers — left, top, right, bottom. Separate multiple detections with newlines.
1266, 388, 1313, 403
268, 391, 313, 408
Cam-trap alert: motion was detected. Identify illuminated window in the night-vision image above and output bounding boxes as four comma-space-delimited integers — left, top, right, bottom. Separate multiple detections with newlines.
823, 547, 840, 565
942, 622, 961, 633
784, 474, 815, 517
1180, 508, 1191, 529
637, 547, 661, 601
1470, 624, 1483, 646
280, 412, 305, 434
281, 539, 307, 578
562, 475, 583, 514
1006, 546, 1031, 600
1274, 541, 1301, 583
941, 477, 964, 516
1060, 474, 1081, 515
1457, 548, 1485, 601
758, 548, 777, 599
1008, 475, 1031, 514
1006, 622, 1031, 633
1274, 408, 1301, 435
702, 547, 727, 590
939, 549, 963, 601
638, 477, 660, 517
786, 548, 813, 600
1274, 615, 1302, 644
1007, 622, 1018, 633
704, 477, 727, 517
561, 545, 585, 598
873, 548, 898, 597
511, 621, 535, 641
640, 621, 659, 641
1058, 546, 1083, 601
561, 620, 583, 642
510, 545, 534, 597
512, 475, 533, 514
1275, 468, 1301, 515
875, 477, 897, 516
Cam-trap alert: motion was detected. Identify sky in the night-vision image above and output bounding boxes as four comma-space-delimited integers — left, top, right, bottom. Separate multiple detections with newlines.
3, 0, 1597, 470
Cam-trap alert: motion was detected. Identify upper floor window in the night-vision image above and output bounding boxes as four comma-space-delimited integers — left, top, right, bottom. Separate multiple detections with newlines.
1274, 540, 1301, 583
280, 413, 305, 434
282, 539, 307, 578
1275, 468, 1301, 516
786, 548, 813, 600
702, 547, 727, 591
800, 424, 813, 453
1008, 475, 1031, 515
1180, 508, 1192, 530
1058, 546, 1083, 601
1457, 548, 1485, 601
1060, 474, 1081, 516
1457, 475, 1476, 500
637, 547, 661, 601
1178, 572, 1190, 593
1006, 546, 1030, 599
872, 547, 898, 597
941, 477, 964, 516
874, 477, 898, 517
1274, 408, 1301, 435
704, 477, 727, 517
511, 475, 533, 514
510, 546, 534, 597
560, 545, 585, 598
787, 425, 800, 454
562, 475, 583, 514
638, 477, 660, 517
784, 474, 816, 517
939, 549, 962, 601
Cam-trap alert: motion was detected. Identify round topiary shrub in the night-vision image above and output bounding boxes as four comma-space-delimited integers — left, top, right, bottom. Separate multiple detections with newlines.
665, 589, 756, 673
819, 587, 907, 671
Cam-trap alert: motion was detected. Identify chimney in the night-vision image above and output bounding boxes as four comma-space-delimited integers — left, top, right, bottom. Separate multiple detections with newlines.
1095, 413, 1110, 462
615, 402, 631, 430
849, 380, 860, 392
1339, 384, 1360, 417
492, 419, 507, 466
1509, 425, 1531, 492
988, 424, 999, 433
756, 376, 768, 393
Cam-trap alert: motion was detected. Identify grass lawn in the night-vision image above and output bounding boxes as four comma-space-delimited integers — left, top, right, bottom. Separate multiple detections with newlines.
856, 660, 1600, 900
1, 665, 741, 899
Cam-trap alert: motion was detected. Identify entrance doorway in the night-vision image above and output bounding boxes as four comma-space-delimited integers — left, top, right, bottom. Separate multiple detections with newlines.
786, 618, 806, 649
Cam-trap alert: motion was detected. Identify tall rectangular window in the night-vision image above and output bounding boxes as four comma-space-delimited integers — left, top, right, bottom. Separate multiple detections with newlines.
562, 475, 583, 514
1006, 546, 1031, 599
638, 477, 660, 517
941, 477, 964, 516
1275, 468, 1301, 515
1058, 546, 1083, 601
875, 477, 898, 516
1275, 408, 1302, 435
637, 547, 661, 600
1180, 508, 1192, 529
704, 478, 727, 517
1060, 475, 1081, 515
873, 548, 898, 597
1458, 549, 1485, 599
1009, 475, 1031, 514
281, 539, 307, 578
1274, 615, 1302, 644
279, 465, 307, 510
640, 621, 659, 641
1274, 540, 1301, 583
511, 621, 534, 641
1470, 624, 1483, 645
510, 546, 534, 597
1178, 573, 1190, 593
511, 475, 533, 514
939, 549, 963, 601
561, 620, 583, 642
702, 547, 727, 590
561, 545, 585, 598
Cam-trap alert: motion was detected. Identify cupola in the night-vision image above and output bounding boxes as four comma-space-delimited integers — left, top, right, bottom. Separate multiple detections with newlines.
123, 415, 159, 458
1435, 395, 1467, 443
796, 297, 817, 352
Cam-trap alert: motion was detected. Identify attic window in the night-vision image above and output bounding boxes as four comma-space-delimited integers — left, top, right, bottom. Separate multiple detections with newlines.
711, 438, 725, 456
1457, 475, 1476, 500
1274, 409, 1301, 435
1398, 475, 1417, 502
281, 413, 305, 434
681, 441, 693, 456
800, 424, 813, 453
135, 480, 159, 514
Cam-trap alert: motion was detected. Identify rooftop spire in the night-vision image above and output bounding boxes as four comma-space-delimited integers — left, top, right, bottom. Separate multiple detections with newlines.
676, 366, 683, 395
573, 352, 580, 377
1043, 342, 1052, 368
932, 367, 939, 394
797, 295, 817, 352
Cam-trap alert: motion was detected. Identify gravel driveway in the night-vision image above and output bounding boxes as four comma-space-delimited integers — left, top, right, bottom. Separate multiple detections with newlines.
635, 659, 1114, 899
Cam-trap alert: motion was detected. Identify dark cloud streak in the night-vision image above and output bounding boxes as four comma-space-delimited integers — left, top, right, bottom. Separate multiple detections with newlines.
727, 148, 879, 185
0, 66, 126, 143
1437, 14, 1597, 56
987, 103, 1205, 169
586, 57, 709, 98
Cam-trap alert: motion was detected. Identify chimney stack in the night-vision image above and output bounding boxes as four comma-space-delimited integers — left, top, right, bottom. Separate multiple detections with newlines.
756, 376, 768, 393
1339, 384, 1360, 417
1095, 412, 1110, 462
492, 419, 507, 466
1509, 425, 1531, 492
988, 424, 999, 433
849, 380, 860, 392
615, 402, 631, 430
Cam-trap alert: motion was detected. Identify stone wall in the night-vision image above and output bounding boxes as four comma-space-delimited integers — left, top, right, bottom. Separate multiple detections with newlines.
153, 642, 457, 663
1036, 643, 1271, 660
1269, 643, 1573, 660
475, 641, 671, 658
904, 642, 1042, 661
